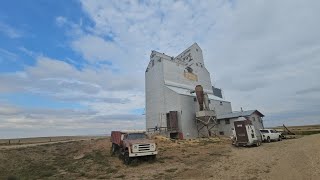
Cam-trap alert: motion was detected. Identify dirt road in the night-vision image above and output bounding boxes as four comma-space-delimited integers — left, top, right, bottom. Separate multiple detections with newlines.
0, 134, 319, 179
216, 134, 320, 180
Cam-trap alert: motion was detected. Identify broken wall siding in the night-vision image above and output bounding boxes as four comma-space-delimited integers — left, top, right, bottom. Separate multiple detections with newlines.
210, 100, 232, 116
249, 113, 264, 141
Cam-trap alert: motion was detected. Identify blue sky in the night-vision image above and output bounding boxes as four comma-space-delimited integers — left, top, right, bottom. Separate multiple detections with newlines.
0, 0, 320, 138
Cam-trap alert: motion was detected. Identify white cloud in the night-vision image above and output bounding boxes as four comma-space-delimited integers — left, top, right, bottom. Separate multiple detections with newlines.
76, 0, 320, 127
2, 0, 320, 138
55, 16, 68, 26
0, 21, 23, 38
0, 56, 144, 115
71, 35, 122, 62
0, 48, 19, 62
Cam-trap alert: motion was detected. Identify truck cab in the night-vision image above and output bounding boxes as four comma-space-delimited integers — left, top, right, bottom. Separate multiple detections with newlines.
111, 130, 158, 164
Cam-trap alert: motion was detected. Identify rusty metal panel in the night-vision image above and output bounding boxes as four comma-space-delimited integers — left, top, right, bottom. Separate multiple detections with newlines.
166, 111, 178, 130
184, 72, 198, 81
195, 85, 204, 111
234, 121, 248, 143
111, 131, 122, 145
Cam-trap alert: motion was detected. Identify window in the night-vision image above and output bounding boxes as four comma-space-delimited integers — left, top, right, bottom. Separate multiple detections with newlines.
194, 97, 197, 102
225, 119, 230, 124
217, 119, 220, 124
219, 131, 224, 135
252, 117, 255, 121
220, 101, 223, 105
208, 100, 211, 104
127, 133, 147, 140
260, 130, 269, 133
251, 133, 255, 138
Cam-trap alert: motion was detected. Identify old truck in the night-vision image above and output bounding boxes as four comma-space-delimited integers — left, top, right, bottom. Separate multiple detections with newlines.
110, 130, 158, 164
233, 119, 262, 147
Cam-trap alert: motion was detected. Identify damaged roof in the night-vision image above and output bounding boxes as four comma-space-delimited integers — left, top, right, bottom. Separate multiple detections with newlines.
217, 110, 264, 119
166, 85, 228, 102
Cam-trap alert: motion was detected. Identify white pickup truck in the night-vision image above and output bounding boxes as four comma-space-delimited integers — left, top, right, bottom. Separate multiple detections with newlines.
259, 129, 282, 143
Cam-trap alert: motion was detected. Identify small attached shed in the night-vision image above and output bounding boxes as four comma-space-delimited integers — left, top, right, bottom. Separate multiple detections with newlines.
216, 110, 264, 138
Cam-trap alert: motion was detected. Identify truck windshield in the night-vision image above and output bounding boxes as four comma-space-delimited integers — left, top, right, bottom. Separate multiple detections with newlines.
260, 130, 269, 133
127, 133, 147, 140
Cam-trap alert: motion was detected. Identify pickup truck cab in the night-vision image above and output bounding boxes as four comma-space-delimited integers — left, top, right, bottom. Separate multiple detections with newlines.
259, 129, 282, 143
110, 130, 158, 164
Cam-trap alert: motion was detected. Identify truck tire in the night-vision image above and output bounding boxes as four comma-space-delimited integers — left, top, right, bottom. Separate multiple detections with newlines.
148, 155, 156, 162
267, 136, 271, 143
278, 136, 282, 141
110, 143, 117, 156
123, 151, 131, 165
256, 141, 261, 147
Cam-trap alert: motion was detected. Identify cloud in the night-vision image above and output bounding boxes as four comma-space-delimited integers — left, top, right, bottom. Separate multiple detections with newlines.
0, 103, 144, 137
75, 0, 320, 127
71, 35, 122, 62
1, 55, 146, 121
296, 87, 320, 95
55, 16, 68, 26
1, 0, 320, 138
0, 21, 23, 38
0, 48, 19, 62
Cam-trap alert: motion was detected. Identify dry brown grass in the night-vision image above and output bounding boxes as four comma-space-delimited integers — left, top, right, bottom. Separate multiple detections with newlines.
0, 133, 319, 180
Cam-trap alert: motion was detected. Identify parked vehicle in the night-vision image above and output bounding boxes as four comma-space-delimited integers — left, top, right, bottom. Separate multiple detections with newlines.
232, 120, 262, 147
260, 129, 282, 142
110, 130, 158, 164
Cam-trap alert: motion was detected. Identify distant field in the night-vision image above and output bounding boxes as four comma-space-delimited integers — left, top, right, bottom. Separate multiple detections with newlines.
273, 124, 320, 135
0, 136, 106, 146
0, 134, 319, 179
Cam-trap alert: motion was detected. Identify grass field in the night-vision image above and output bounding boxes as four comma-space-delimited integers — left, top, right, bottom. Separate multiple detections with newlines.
273, 124, 320, 135
0, 136, 104, 146
1, 134, 320, 180
0, 125, 319, 179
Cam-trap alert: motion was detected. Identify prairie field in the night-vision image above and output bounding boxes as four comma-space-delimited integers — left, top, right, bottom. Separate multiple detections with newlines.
0, 132, 319, 179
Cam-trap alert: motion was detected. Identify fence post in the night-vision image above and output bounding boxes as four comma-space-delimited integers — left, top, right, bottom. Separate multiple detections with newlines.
8, 140, 10, 145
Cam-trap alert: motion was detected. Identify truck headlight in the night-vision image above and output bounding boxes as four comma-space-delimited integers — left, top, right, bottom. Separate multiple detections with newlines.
133, 145, 138, 149
151, 144, 154, 148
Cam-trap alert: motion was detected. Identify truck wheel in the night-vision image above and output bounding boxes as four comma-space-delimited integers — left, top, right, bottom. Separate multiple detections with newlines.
267, 137, 271, 143
256, 141, 261, 147
148, 155, 156, 162
278, 136, 282, 141
110, 144, 117, 156
123, 151, 131, 165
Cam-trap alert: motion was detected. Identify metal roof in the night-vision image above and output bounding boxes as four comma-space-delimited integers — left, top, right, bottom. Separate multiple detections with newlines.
217, 110, 264, 119
166, 85, 228, 102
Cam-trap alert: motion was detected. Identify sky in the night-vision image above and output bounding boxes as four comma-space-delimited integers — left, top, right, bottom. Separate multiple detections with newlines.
0, 0, 319, 138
